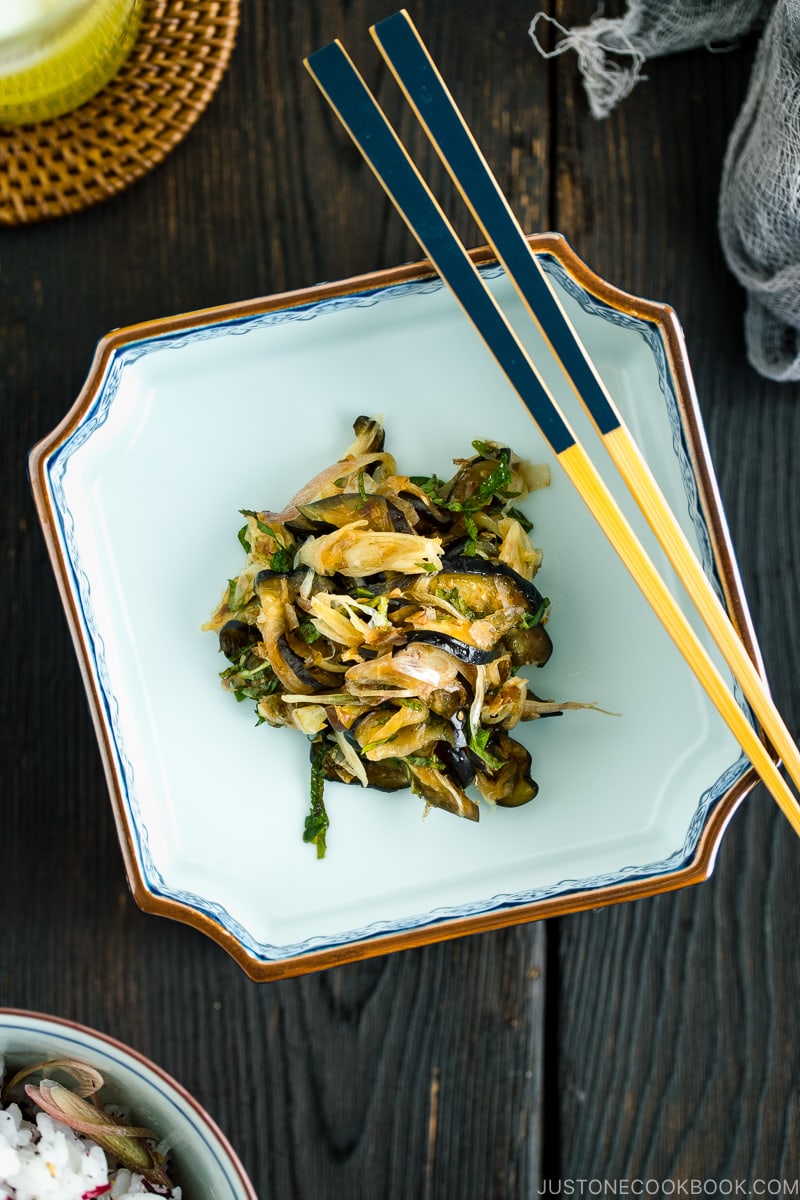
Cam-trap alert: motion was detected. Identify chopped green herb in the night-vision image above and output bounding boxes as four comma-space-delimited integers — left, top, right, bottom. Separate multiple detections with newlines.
226, 578, 251, 611
464, 513, 479, 556
411, 452, 511, 515
361, 735, 396, 753
357, 470, 368, 503
504, 505, 533, 532
519, 598, 550, 628
237, 524, 251, 553
367, 594, 390, 619
405, 753, 444, 769
409, 473, 445, 498
236, 659, 274, 680
300, 620, 321, 643
269, 547, 293, 573
304, 738, 331, 859
221, 653, 278, 704
435, 585, 478, 619
472, 452, 512, 508
239, 509, 278, 539
468, 727, 505, 772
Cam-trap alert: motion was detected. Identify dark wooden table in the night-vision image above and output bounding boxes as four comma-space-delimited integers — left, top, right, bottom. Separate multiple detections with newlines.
2, 2, 798, 1194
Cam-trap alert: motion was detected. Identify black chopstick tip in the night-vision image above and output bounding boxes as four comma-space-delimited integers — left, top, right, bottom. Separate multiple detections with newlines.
304, 39, 346, 79
371, 10, 413, 41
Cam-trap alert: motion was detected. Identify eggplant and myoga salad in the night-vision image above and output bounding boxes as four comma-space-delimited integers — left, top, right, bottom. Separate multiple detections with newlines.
205, 417, 597, 858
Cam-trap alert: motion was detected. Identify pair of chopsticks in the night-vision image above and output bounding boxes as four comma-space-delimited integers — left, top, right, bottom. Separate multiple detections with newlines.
304, 12, 800, 837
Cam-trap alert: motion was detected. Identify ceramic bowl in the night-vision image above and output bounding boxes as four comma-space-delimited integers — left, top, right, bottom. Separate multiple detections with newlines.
29, 234, 769, 979
0, 1008, 257, 1197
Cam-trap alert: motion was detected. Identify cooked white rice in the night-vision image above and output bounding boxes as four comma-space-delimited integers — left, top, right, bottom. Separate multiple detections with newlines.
0, 1056, 181, 1200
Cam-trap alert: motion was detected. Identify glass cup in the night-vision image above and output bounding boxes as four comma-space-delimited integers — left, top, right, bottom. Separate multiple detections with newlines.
0, 0, 144, 125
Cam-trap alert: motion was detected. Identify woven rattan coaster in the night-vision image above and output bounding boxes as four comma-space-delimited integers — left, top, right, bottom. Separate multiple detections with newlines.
0, 0, 240, 225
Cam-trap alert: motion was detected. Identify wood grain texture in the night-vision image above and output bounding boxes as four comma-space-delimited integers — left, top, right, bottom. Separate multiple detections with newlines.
2, 0, 798, 1194
0, 3, 551, 1197
549, 0, 800, 1186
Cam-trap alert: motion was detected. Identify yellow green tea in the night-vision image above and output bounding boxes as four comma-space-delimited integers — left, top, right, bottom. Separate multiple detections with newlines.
0, 0, 143, 125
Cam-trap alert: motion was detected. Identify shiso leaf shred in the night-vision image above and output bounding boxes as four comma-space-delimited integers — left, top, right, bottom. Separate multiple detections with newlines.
468, 727, 506, 772
304, 737, 331, 859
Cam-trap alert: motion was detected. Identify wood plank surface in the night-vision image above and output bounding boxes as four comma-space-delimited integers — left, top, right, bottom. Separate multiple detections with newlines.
2, 1, 798, 1196
549, 0, 800, 1187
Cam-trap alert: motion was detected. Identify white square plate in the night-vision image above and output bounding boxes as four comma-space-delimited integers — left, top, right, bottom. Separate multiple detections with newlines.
30, 236, 764, 979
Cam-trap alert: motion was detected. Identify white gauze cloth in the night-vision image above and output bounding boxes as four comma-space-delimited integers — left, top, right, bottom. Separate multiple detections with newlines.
530, 1, 800, 382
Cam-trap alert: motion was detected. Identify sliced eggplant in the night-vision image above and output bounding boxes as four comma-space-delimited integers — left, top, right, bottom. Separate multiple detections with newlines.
352, 702, 430, 757
322, 754, 408, 792
503, 623, 553, 668
406, 761, 479, 821
218, 619, 262, 661
474, 731, 538, 808
445, 452, 509, 507
405, 630, 499, 665
255, 567, 291, 587
426, 683, 469, 719
435, 741, 476, 789
279, 635, 342, 691
439, 554, 547, 612
295, 493, 411, 533
284, 510, 331, 537
276, 635, 320, 690
350, 414, 386, 454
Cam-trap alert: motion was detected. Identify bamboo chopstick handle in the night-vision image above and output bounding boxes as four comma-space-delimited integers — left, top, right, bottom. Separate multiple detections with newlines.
560, 440, 800, 835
